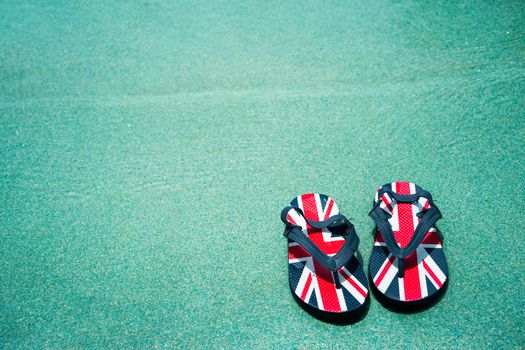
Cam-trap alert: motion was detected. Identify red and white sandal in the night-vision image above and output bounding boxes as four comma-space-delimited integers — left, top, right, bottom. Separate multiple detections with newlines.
281, 193, 368, 320
368, 182, 448, 309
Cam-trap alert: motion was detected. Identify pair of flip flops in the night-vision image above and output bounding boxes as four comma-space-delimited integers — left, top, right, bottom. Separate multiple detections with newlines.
281, 182, 448, 318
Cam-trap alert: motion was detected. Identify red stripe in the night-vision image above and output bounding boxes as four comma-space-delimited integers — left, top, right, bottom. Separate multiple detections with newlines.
288, 245, 310, 260
313, 261, 341, 312
301, 273, 313, 300
374, 255, 395, 286
340, 269, 367, 298
303, 194, 344, 256
296, 194, 343, 312
403, 253, 421, 301
301, 193, 319, 225
421, 231, 441, 245
382, 194, 394, 212
395, 182, 422, 301
423, 260, 443, 288
394, 182, 415, 248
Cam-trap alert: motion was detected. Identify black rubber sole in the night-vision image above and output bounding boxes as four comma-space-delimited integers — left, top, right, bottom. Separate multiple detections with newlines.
290, 286, 370, 324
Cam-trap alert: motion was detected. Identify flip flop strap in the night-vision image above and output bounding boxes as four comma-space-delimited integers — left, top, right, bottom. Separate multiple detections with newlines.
281, 206, 359, 272
376, 187, 434, 204
369, 188, 442, 275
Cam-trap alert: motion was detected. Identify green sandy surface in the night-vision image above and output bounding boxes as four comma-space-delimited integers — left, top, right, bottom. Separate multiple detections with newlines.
1, 1, 524, 348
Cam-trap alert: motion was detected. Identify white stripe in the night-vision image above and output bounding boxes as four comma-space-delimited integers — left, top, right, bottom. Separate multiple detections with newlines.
288, 256, 310, 264
386, 182, 400, 231
323, 197, 333, 218
334, 272, 348, 312
409, 182, 416, 194
312, 271, 324, 310
380, 189, 395, 214
388, 200, 400, 232
425, 273, 441, 290
340, 267, 367, 304
342, 266, 368, 293
380, 203, 392, 215
422, 252, 447, 284
319, 196, 344, 242
294, 258, 314, 299
416, 197, 428, 211
373, 253, 393, 283
412, 203, 420, 231
288, 209, 306, 231
304, 274, 315, 303
323, 231, 345, 242
417, 247, 441, 290
314, 193, 324, 221
420, 243, 442, 249
417, 247, 428, 298
297, 195, 303, 210
339, 276, 365, 305
376, 257, 399, 294
288, 196, 307, 230
398, 274, 405, 301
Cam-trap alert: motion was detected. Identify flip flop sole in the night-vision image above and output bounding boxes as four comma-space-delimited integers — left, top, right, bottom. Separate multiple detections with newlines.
369, 182, 449, 307
286, 193, 368, 316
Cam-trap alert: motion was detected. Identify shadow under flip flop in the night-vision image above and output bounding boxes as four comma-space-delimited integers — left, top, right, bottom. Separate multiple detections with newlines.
291, 288, 370, 324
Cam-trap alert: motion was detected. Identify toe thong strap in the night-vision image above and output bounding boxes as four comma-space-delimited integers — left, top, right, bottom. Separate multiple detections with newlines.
281, 206, 359, 272
369, 187, 442, 276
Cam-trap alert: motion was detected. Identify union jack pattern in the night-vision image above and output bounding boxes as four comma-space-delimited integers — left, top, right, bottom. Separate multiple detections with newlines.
287, 193, 368, 313
369, 182, 448, 302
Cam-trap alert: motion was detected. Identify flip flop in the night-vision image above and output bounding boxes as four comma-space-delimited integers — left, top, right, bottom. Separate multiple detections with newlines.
368, 182, 448, 308
281, 193, 368, 318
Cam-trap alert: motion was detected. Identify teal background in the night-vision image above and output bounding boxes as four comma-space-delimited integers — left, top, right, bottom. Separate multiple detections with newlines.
1, 1, 524, 348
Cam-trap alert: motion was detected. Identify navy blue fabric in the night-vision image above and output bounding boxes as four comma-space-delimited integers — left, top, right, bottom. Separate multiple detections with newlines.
281, 206, 359, 271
